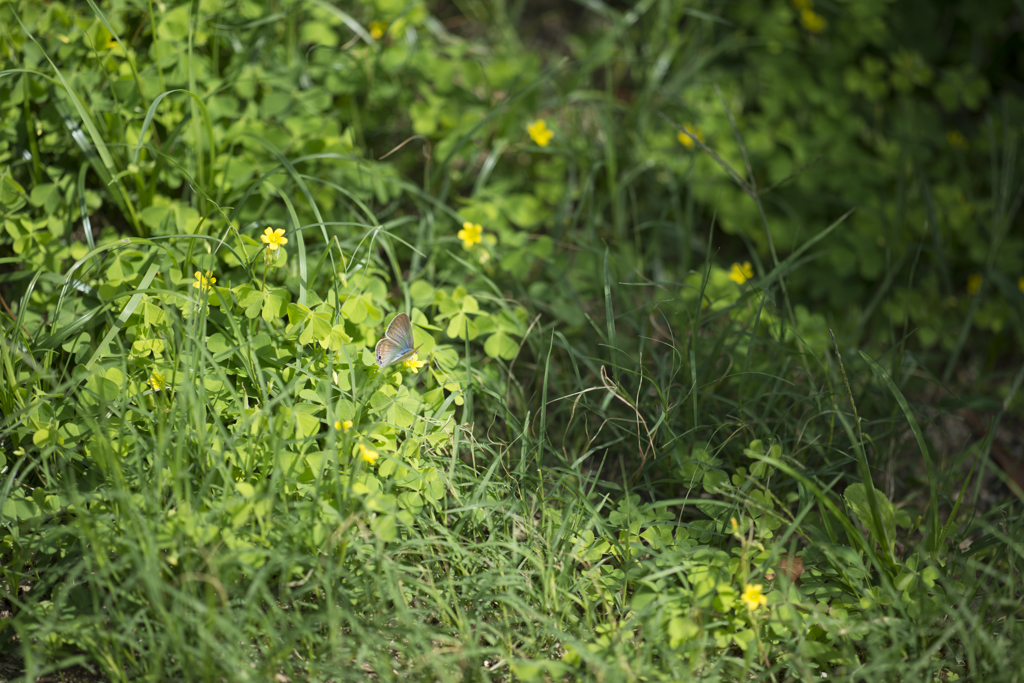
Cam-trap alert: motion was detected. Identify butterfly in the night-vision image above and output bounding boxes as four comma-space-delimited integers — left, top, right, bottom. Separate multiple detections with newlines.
374, 312, 420, 368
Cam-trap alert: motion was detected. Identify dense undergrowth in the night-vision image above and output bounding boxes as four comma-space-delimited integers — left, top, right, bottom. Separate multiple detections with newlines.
1, 0, 1024, 681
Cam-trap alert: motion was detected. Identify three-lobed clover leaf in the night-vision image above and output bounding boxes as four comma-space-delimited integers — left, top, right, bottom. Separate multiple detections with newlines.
235, 284, 290, 323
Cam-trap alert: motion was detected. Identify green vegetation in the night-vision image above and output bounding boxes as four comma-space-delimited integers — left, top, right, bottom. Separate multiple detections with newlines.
2, 0, 1023, 680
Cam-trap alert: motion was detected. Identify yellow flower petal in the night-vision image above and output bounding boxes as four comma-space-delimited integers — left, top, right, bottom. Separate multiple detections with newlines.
527, 119, 554, 147
728, 261, 754, 285
800, 7, 827, 32
677, 125, 704, 149
193, 271, 216, 291
402, 354, 427, 373
261, 226, 288, 251
947, 130, 969, 150
967, 273, 982, 295
356, 443, 379, 466
369, 21, 388, 40
741, 583, 768, 611
148, 372, 166, 391
457, 222, 483, 249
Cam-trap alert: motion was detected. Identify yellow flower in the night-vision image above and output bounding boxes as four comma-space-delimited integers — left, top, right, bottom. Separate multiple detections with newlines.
260, 226, 288, 251
800, 7, 827, 33
728, 261, 754, 285
193, 271, 216, 291
677, 125, 704, 150
369, 20, 388, 40
458, 222, 483, 249
334, 419, 353, 432
402, 354, 427, 373
947, 130, 969, 150
1018, 276, 1024, 294
741, 583, 768, 611
967, 273, 982, 295
357, 443, 379, 466
147, 372, 166, 392
790, 0, 813, 9
527, 119, 554, 147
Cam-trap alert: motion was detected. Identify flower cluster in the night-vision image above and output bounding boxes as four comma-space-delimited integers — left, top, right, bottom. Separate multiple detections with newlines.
334, 419, 353, 433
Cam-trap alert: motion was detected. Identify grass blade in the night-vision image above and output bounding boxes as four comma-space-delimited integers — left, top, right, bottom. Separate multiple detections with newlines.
860, 350, 940, 554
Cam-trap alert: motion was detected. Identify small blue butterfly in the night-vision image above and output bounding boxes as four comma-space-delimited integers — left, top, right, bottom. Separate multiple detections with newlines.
375, 312, 420, 368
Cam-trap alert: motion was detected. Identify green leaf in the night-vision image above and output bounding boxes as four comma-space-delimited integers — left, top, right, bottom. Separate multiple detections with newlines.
341, 295, 368, 323
921, 565, 940, 588
446, 313, 479, 340
140, 204, 171, 231
321, 324, 352, 351
668, 617, 699, 648
206, 332, 230, 355
29, 183, 62, 215
142, 300, 165, 327
369, 386, 419, 429
458, 294, 479, 314
894, 572, 917, 591
288, 303, 334, 346
33, 427, 52, 446
498, 192, 547, 228
732, 628, 756, 651
680, 443, 716, 483
484, 329, 518, 359
303, 310, 333, 346
235, 285, 262, 318
409, 280, 435, 306
370, 513, 398, 541
286, 403, 323, 438
263, 288, 290, 322
702, 469, 730, 494
845, 483, 896, 554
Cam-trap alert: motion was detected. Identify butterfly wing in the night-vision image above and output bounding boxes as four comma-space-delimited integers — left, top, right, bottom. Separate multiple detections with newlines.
384, 313, 412, 348
376, 313, 417, 367
375, 338, 402, 367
